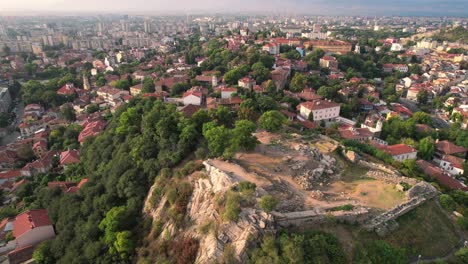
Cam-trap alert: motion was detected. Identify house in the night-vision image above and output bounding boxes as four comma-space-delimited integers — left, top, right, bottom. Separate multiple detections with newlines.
57, 82, 77, 96
319, 56, 338, 69
66, 178, 88, 193
378, 143, 417, 161
221, 87, 237, 99
0, 170, 21, 185
383, 64, 394, 73
358, 98, 374, 111
19, 122, 46, 138
298, 88, 322, 102
97, 86, 129, 103
339, 126, 374, 142
130, 84, 142, 96
280, 110, 296, 121
195, 75, 219, 87
183, 91, 203, 106
60, 149, 80, 166
434, 140, 467, 159
12, 209, 55, 248
179, 104, 201, 117
361, 113, 384, 134
32, 140, 47, 158
238, 77, 255, 90
20, 151, 56, 177
78, 120, 107, 144
439, 155, 464, 176
271, 67, 290, 90
48, 181, 77, 192
218, 97, 243, 111
298, 100, 341, 122
417, 160, 468, 191
262, 43, 280, 55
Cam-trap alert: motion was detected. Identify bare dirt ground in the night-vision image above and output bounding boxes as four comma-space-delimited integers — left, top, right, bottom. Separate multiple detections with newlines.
228, 134, 407, 212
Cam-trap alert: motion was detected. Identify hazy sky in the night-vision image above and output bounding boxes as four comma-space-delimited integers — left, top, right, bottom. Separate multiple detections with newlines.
1, 0, 467, 16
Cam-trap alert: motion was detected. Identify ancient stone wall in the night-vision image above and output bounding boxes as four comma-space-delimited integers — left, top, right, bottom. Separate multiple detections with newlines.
272, 207, 371, 228
363, 182, 438, 231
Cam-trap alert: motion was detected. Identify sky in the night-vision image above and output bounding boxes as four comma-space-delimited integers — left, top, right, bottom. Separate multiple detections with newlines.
0, 0, 467, 16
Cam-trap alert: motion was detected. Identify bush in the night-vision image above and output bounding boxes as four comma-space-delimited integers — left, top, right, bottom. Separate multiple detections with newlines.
222, 191, 241, 222
456, 216, 468, 230
259, 195, 278, 213
237, 181, 256, 194
330, 204, 354, 211
439, 194, 456, 212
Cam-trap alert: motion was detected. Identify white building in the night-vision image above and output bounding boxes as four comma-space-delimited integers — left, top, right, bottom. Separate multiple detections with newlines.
262, 43, 280, 55
298, 100, 341, 122
439, 155, 464, 176
221, 87, 237, 99
183, 91, 202, 106
380, 144, 417, 162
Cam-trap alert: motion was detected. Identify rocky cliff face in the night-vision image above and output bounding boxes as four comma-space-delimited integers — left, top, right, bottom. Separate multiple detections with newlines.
142, 160, 275, 263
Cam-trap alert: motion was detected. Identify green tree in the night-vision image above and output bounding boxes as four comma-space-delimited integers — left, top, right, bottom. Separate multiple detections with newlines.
202, 122, 233, 157
232, 120, 258, 151
33, 241, 55, 264
417, 90, 429, 105
418, 136, 435, 160
141, 77, 155, 93
290, 73, 307, 92
114, 79, 131, 90
251, 62, 270, 84
61, 104, 76, 122
259, 110, 286, 132
439, 194, 456, 211
455, 248, 468, 263
113, 231, 135, 259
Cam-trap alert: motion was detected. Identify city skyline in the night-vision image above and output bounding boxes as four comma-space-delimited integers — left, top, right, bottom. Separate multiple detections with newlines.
0, 0, 467, 17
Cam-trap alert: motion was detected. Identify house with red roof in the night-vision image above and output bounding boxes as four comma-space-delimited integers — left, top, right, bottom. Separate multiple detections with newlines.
78, 120, 107, 144
57, 83, 78, 96
377, 143, 417, 161
12, 209, 55, 248
182, 87, 206, 106
297, 88, 323, 102
66, 178, 88, 193
0, 170, 21, 185
417, 160, 468, 191
32, 140, 47, 158
339, 127, 374, 142
238, 77, 255, 90
262, 43, 280, 55
298, 100, 341, 122
20, 151, 57, 177
439, 155, 464, 176
60, 149, 80, 166
319, 55, 338, 69
435, 140, 467, 159
179, 104, 202, 117
48, 181, 77, 192
221, 87, 237, 99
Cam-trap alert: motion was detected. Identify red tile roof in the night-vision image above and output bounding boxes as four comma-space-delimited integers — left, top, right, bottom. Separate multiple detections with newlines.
13, 209, 52, 239
435, 140, 467, 155
416, 160, 468, 191
78, 120, 107, 143
380, 143, 416, 156
0, 170, 21, 180
441, 155, 464, 170
299, 100, 340, 111
60, 150, 80, 165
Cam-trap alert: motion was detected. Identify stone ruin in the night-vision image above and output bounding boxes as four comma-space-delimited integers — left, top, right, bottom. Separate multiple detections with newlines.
288, 144, 338, 190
